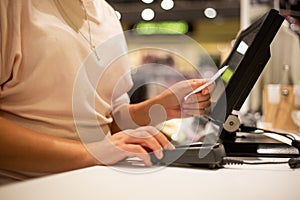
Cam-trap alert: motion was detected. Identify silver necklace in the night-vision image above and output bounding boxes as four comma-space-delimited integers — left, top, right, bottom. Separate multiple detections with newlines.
55, 0, 100, 61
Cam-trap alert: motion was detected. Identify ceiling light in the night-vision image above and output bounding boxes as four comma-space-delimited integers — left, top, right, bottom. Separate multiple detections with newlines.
141, 8, 155, 21
161, 0, 174, 10
204, 8, 217, 19
141, 0, 154, 4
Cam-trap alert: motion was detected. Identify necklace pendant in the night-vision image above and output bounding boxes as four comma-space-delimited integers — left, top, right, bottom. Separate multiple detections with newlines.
92, 47, 100, 61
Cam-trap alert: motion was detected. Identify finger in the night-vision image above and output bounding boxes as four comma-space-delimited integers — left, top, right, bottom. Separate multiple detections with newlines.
184, 93, 211, 104
186, 79, 215, 97
123, 130, 164, 159
125, 127, 161, 140
201, 88, 210, 95
152, 131, 175, 150
189, 79, 208, 90
202, 81, 216, 95
136, 126, 175, 150
136, 126, 160, 136
183, 100, 211, 110
122, 144, 152, 167
140, 137, 164, 160
183, 108, 206, 116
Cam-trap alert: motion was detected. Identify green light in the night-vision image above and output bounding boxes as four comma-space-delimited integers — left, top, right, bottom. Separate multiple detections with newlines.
222, 68, 233, 83
135, 21, 189, 34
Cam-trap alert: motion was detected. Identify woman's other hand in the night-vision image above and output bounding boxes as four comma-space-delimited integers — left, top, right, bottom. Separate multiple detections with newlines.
88, 126, 175, 167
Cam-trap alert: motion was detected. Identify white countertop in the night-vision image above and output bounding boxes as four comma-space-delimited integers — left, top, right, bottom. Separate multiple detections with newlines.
0, 160, 300, 200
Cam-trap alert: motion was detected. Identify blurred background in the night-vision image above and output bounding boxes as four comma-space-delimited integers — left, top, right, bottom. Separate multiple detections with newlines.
107, 0, 275, 64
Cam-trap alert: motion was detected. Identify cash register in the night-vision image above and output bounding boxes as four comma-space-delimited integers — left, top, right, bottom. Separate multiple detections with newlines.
151, 9, 300, 168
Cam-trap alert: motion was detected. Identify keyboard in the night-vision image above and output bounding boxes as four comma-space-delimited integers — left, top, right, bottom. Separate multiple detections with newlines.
150, 142, 226, 169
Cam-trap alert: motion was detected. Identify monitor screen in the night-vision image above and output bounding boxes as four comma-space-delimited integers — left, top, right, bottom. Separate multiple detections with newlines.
210, 9, 284, 137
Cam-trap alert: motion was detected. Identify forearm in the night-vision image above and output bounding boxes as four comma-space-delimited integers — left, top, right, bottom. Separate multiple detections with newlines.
129, 95, 168, 127
111, 92, 176, 132
0, 117, 99, 173
110, 99, 157, 132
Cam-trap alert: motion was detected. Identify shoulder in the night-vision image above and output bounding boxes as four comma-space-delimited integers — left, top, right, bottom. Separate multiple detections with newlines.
101, 0, 119, 19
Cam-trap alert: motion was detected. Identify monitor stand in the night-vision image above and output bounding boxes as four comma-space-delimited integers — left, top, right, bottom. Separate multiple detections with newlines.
219, 115, 300, 158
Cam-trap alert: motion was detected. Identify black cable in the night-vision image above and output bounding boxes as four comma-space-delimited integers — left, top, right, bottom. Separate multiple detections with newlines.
239, 124, 300, 152
222, 157, 300, 169
288, 158, 300, 169
222, 158, 288, 165
239, 124, 296, 141
204, 116, 297, 142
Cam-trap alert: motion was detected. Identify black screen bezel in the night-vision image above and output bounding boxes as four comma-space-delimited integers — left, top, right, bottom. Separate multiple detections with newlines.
211, 9, 284, 134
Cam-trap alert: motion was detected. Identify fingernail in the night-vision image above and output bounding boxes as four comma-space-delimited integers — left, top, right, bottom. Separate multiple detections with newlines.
166, 143, 175, 150
156, 150, 163, 159
146, 161, 152, 167
202, 89, 208, 95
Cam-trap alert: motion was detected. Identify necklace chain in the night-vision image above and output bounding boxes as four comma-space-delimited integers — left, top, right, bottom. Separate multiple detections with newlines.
56, 0, 100, 61
78, 0, 100, 61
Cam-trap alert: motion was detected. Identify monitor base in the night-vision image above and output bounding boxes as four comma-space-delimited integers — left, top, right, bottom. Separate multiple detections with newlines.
222, 132, 300, 158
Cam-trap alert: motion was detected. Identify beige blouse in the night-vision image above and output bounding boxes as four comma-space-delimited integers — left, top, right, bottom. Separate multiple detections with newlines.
0, 0, 133, 141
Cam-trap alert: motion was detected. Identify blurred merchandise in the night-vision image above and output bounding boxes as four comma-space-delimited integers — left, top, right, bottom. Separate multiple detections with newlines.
263, 84, 300, 131
281, 64, 293, 85
291, 110, 300, 132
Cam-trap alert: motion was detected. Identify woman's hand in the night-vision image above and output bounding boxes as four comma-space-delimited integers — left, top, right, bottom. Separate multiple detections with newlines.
88, 126, 174, 167
156, 79, 214, 119
125, 79, 214, 129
